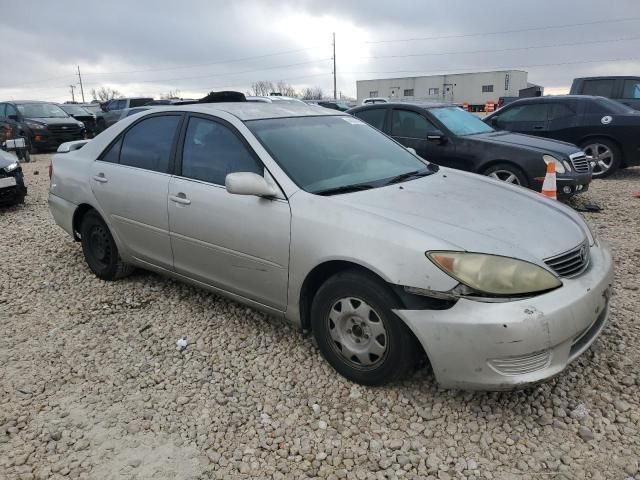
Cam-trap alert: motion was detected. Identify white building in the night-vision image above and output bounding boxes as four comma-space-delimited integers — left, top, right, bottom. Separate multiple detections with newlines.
356, 70, 532, 109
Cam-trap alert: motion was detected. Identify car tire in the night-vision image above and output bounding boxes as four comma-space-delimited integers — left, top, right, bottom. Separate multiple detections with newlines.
311, 269, 419, 386
483, 163, 529, 188
80, 210, 133, 280
580, 138, 621, 178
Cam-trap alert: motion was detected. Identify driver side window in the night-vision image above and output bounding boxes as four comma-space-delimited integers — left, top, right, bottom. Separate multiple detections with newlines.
391, 109, 437, 138
180, 117, 263, 186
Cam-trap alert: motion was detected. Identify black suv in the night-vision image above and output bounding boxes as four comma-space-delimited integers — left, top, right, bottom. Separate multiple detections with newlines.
485, 95, 640, 177
0, 101, 85, 152
570, 76, 640, 111
348, 103, 591, 196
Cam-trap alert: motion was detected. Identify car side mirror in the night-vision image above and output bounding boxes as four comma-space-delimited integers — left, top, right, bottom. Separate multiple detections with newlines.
406, 147, 417, 155
427, 130, 447, 145
225, 172, 279, 198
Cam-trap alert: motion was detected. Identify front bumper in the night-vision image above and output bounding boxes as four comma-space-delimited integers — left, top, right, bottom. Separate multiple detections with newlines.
532, 171, 592, 197
31, 132, 85, 150
395, 241, 614, 390
0, 169, 27, 205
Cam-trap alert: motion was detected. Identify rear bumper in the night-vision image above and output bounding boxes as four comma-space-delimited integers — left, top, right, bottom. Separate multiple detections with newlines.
394, 241, 614, 390
48, 193, 76, 237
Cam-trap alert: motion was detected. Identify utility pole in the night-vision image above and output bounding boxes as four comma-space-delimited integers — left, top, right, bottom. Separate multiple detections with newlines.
69, 85, 76, 103
77, 65, 86, 103
332, 32, 337, 100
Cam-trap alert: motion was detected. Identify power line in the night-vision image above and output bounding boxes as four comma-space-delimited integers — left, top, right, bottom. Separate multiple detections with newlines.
80, 44, 328, 77
365, 16, 640, 44
364, 35, 640, 61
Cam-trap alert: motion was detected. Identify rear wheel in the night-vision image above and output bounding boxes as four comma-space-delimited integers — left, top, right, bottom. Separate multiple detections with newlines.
311, 270, 419, 385
484, 163, 529, 188
80, 210, 133, 280
580, 138, 621, 178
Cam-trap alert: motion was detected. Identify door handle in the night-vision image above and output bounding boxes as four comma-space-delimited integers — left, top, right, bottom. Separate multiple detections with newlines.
533, 126, 545, 130
92, 173, 108, 183
169, 193, 191, 205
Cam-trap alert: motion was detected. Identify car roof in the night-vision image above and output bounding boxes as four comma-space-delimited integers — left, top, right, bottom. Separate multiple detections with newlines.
141, 102, 344, 121
9, 100, 60, 104
574, 76, 640, 80
356, 101, 454, 109
504, 95, 606, 105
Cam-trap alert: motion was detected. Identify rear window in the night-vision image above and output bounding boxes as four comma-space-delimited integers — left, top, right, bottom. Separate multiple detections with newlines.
581, 79, 615, 98
119, 115, 181, 172
130, 98, 154, 108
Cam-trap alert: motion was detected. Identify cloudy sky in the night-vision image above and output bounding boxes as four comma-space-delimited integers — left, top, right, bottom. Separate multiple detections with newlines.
1, 0, 638, 102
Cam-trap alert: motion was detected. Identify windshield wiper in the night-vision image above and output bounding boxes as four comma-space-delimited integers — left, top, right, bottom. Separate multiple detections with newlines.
384, 168, 434, 186
314, 184, 376, 196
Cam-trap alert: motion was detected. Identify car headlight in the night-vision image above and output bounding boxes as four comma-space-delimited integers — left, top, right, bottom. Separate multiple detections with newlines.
4, 162, 19, 172
543, 154, 565, 173
77, 121, 84, 128
427, 251, 561, 296
25, 121, 46, 130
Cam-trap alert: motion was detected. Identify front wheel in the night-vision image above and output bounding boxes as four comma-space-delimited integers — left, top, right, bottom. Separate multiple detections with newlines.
483, 163, 529, 188
311, 270, 419, 385
80, 210, 133, 280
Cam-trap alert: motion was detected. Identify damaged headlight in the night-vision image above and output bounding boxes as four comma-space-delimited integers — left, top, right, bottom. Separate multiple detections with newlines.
426, 251, 561, 296
4, 162, 19, 173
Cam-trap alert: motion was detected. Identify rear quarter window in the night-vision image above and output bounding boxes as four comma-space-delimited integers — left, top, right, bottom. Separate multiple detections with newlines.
353, 108, 386, 131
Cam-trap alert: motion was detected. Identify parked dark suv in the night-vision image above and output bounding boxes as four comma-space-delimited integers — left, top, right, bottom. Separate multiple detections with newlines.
348, 103, 591, 196
485, 95, 640, 177
570, 76, 640, 111
95, 97, 154, 133
0, 101, 85, 152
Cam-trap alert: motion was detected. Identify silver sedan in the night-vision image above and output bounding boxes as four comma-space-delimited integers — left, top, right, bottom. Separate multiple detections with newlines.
48, 102, 613, 389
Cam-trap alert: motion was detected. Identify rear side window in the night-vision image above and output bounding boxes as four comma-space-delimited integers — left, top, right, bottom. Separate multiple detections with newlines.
119, 115, 181, 172
180, 117, 262, 185
549, 103, 575, 120
0, 104, 5, 117
353, 108, 386, 131
100, 137, 122, 163
392, 109, 437, 137
130, 98, 152, 108
581, 79, 615, 98
622, 79, 640, 99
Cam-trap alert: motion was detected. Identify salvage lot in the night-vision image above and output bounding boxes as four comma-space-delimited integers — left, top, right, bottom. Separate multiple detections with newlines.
1, 155, 639, 479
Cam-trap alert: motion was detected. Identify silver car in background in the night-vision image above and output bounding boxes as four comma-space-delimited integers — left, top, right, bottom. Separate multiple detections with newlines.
48, 102, 613, 389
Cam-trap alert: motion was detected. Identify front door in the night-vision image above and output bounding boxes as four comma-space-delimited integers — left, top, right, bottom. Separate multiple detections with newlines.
168, 114, 291, 310
90, 113, 182, 269
390, 108, 456, 166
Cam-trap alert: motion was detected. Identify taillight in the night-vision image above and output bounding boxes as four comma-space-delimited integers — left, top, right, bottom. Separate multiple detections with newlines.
48, 163, 53, 180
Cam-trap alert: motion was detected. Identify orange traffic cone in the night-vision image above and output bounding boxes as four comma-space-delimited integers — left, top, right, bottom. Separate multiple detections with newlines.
541, 162, 557, 200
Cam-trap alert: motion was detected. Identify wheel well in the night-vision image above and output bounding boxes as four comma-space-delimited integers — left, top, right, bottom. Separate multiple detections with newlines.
299, 261, 390, 332
478, 160, 529, 182
578, 135, 625, 166
72, 204, 96, 241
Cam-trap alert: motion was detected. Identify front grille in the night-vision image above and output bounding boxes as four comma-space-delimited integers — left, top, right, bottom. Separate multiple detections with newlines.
569, 152, 590, 173
48, 124, 83, 137
488, 350, 551, 376
544, 242, 590, 278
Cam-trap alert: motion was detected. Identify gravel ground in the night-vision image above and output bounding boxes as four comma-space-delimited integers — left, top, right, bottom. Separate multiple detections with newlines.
1, 153, 639, 480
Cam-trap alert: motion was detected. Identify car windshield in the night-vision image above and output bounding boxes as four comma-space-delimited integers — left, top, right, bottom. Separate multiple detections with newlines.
60, 105, 90, 115
17, 103, 68, 118
430, 106, 494, 136
247, 115, 433, 194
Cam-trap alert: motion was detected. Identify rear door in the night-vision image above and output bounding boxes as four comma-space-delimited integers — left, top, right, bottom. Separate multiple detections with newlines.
493, 103, 550, 137
546, 101, 579, 142
90, 113, 183, 269
168, 114, 291, 310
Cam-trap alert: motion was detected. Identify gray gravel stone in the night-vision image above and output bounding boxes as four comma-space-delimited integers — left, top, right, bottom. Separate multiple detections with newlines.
1, 155, 638, 479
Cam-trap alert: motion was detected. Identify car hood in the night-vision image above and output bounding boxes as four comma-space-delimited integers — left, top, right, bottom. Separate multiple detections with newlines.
0, 149, 17, 168
26, 117, 78, 125
471, 131, 580, 156
331, 169, 587, 263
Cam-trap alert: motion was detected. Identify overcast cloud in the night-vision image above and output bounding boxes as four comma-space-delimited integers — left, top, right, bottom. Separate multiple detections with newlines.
1, 0, 638, 102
